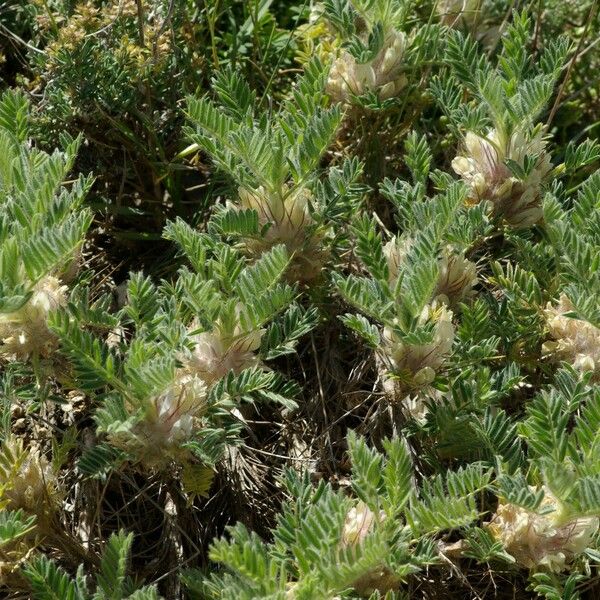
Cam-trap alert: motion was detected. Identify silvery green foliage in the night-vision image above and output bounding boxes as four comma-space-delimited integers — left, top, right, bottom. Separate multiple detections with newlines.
336, 134, 489, 400
0, 90, 93, 362
51, 238, 314, 475
1, 3, 600, 599
432, 13, 570, 228
182, 432, 491, 599
184, 63, 364, 284
23, 531, 161, 600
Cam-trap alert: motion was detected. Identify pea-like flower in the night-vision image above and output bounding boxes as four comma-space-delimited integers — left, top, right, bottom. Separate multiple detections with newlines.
183, 313, 264, 386
488, 487, 599, 572
342, 502, 385, 546
0, 276, 67, 360
341, 501, 399, 596
452, 127, 552, 228
1, 438, 62, 530
543, 295, 600, 380
384, 237, 477, 306
326, 29, 407, 105
108, 373, 208, 469
237, 185, 327, 283
381, 303, 455, 386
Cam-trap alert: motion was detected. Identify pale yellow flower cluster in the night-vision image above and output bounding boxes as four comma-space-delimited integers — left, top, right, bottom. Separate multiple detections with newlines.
108, 374, 209, 469
237, 185, 327, 283
452, 128, 552, 228
326, 30, 407, 105
0, 276, 67, 360
1, 437, 62, 530
382, 303, 455, 388
488, 487, 599, 572
543, 295, 600, 379
184, 319, 263, 387
45, 1, 171, 67
111, 307, 264, 468
384, 237, 477, 306
378, 237, 466, 412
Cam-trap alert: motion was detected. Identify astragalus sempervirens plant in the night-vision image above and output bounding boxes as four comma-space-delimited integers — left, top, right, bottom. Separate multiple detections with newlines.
184, 63, 358, 285
432, 13, 570, 228
335, 132, 488, 414
0, 90, 92, 364
51, 226, 313, 475
0, 436, 48, 584
182, 432, 491, 599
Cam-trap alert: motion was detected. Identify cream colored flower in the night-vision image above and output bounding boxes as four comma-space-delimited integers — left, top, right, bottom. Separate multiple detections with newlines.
383, 236, 412, 285
543, 295, 600, 380
326, 29, 407, 105
342, 502, 385, 546
237, 185, 327, 283
452, 127, 552, 228
183, 310, 264, 386
109, 373, 208, 468
381, 302, 455, 385
436, 248, 478, 305
0, 276, 67, 360
384, 237, 477, 305
488, 487, 599, 572
340, 501, 400, 596
1, 438, 62, 529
